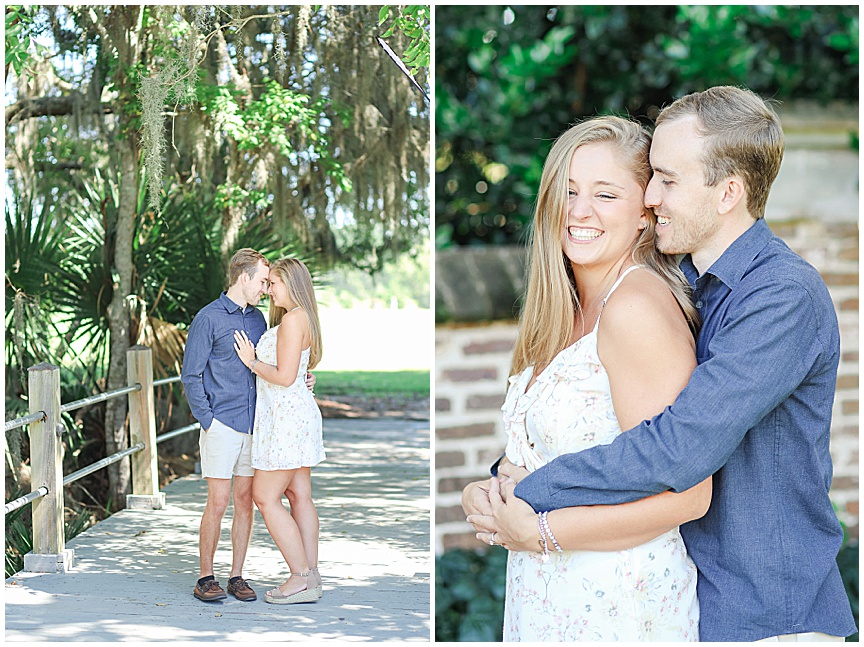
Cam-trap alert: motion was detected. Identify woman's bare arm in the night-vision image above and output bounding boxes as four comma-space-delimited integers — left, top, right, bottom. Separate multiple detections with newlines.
470, 270, 712, 551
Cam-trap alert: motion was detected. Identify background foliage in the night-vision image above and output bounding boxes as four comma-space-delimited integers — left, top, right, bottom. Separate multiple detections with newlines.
436, 4, 859, 247
5, 4, 430, 558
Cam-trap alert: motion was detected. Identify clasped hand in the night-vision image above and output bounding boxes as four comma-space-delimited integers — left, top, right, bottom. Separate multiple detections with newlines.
464, 476, 540, 552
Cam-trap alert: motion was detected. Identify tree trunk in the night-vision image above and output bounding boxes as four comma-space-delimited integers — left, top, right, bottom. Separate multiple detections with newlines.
214, 26, 253, 262
102, 5, 145, 510
103, 136, 138, 510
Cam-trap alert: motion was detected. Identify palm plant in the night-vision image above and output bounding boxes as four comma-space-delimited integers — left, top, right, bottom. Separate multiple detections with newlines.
5, 486, 96, 578
5, 188, 70, 387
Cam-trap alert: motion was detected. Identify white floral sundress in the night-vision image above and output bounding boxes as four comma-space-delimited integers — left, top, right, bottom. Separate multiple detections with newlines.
251, 325, 325, 471
502, 266, 699, 642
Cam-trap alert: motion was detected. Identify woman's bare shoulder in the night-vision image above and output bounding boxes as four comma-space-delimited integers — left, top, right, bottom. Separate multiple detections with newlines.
601, 268, 688, 333
277, 308, 309, 336
598, 268, 695, 362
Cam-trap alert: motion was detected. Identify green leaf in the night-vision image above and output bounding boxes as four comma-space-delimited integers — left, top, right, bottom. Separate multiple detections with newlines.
378, 5, 390, 25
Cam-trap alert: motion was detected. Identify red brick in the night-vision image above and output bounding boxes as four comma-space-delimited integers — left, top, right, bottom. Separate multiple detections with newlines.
836, 375, 858, 390
839, 298, 858, 311
832, 476, 859, 491
436, 422, 496, 440
435, 398, 451, 412
822, 273, 858, 287
442, 368, 498, 382
436, 451, 465, 468
463, 340, 515, 355
769, 223, 797, 239
436, 505, 469, 525
466, 394, 505, 410
438, 475, 482, 494
846, 501, 859, 516
838, 246, 859, 261
830, 224, 859, 238
842, 351, 858, 363
841, 400, 858, 415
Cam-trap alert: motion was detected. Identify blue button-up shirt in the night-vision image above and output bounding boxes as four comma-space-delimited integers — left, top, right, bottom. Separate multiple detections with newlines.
514, 219, 856, 641
181, 292, 267, 434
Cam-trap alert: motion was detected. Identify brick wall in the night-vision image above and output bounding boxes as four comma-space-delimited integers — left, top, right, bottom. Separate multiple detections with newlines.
434, 220, 859, 553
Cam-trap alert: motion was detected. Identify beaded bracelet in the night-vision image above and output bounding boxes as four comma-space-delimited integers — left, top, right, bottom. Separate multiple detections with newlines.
537, 514, 549, 562
539, 511, 563, 553
250, 359, 260, 373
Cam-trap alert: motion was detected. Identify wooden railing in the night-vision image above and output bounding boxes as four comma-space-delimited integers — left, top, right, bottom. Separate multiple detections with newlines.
3, 345, 200, 574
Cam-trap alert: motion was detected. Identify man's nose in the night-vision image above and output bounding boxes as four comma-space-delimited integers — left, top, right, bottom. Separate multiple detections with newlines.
644, 177, 661, 208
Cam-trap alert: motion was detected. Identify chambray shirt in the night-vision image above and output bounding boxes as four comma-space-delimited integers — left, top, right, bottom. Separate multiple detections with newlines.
514, 219, 856, 641
180, 292, 267, 434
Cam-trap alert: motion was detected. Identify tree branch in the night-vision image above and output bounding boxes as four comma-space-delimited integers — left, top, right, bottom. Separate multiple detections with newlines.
5, 93, 112, 125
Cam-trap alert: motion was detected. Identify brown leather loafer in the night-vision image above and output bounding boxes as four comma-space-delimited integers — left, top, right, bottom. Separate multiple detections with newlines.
194, 578, 227, 601
227, 576, 257, 601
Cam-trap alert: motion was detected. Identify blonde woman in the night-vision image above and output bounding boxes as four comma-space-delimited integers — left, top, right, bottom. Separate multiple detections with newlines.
462, 116, 712, 641
234, 258, 325, 605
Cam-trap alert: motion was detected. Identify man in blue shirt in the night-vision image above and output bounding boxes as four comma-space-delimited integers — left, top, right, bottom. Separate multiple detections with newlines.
182, 248, 270, 602
465, 87, 856, 641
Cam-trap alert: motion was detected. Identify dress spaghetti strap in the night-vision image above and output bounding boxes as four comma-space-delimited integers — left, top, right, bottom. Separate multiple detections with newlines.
593, 265, 645, 332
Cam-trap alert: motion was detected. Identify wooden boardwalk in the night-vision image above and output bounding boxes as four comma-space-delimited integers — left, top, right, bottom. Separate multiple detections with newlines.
5, 418, 430, 642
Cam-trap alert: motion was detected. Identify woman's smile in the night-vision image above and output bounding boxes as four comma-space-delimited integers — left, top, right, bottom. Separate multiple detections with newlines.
567, 226, 604, 242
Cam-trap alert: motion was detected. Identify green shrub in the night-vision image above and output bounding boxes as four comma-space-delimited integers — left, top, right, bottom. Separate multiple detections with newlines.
5, 491, 95, 579
838, 542, 859, 641
435, 547, 507, 641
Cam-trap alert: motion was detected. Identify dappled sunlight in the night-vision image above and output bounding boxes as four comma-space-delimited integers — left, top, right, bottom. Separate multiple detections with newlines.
6, 418, 429, 642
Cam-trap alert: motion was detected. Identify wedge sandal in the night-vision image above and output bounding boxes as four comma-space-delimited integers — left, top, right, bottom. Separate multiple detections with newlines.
265, 571, 319, 605
310, 567, 323, 599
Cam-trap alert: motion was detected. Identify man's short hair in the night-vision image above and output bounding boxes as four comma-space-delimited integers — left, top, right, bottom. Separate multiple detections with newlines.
228, 248, 269, 287
656, 86, 784, 219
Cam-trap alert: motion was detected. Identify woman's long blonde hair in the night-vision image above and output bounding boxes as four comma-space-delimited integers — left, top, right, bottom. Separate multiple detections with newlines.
269, 258, 323, 369
510, 116, 700, 376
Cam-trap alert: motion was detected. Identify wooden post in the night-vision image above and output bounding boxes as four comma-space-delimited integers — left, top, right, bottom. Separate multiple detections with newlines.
24, 362, 74, 573
126, 346, 164, 510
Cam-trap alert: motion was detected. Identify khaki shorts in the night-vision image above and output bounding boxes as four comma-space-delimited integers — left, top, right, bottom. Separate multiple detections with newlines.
757, 633, 845, 642
199, 418, 254, 479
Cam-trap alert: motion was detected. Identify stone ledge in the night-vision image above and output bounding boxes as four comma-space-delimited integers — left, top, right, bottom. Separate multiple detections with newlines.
435, 246, 525, 323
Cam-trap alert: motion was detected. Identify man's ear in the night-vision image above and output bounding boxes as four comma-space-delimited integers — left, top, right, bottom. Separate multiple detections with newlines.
718, 176, 746, 215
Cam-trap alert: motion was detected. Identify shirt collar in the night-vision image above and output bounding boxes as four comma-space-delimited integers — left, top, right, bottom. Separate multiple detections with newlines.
682, 218, 773, 289
218, 291, 250, 314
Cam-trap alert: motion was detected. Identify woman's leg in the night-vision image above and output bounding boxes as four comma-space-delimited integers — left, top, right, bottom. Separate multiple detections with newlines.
253, 469, 309, 594
284, 467, 319, 572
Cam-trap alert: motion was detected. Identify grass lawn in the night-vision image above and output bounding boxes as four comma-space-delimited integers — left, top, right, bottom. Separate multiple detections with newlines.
314, 370, 430, 397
